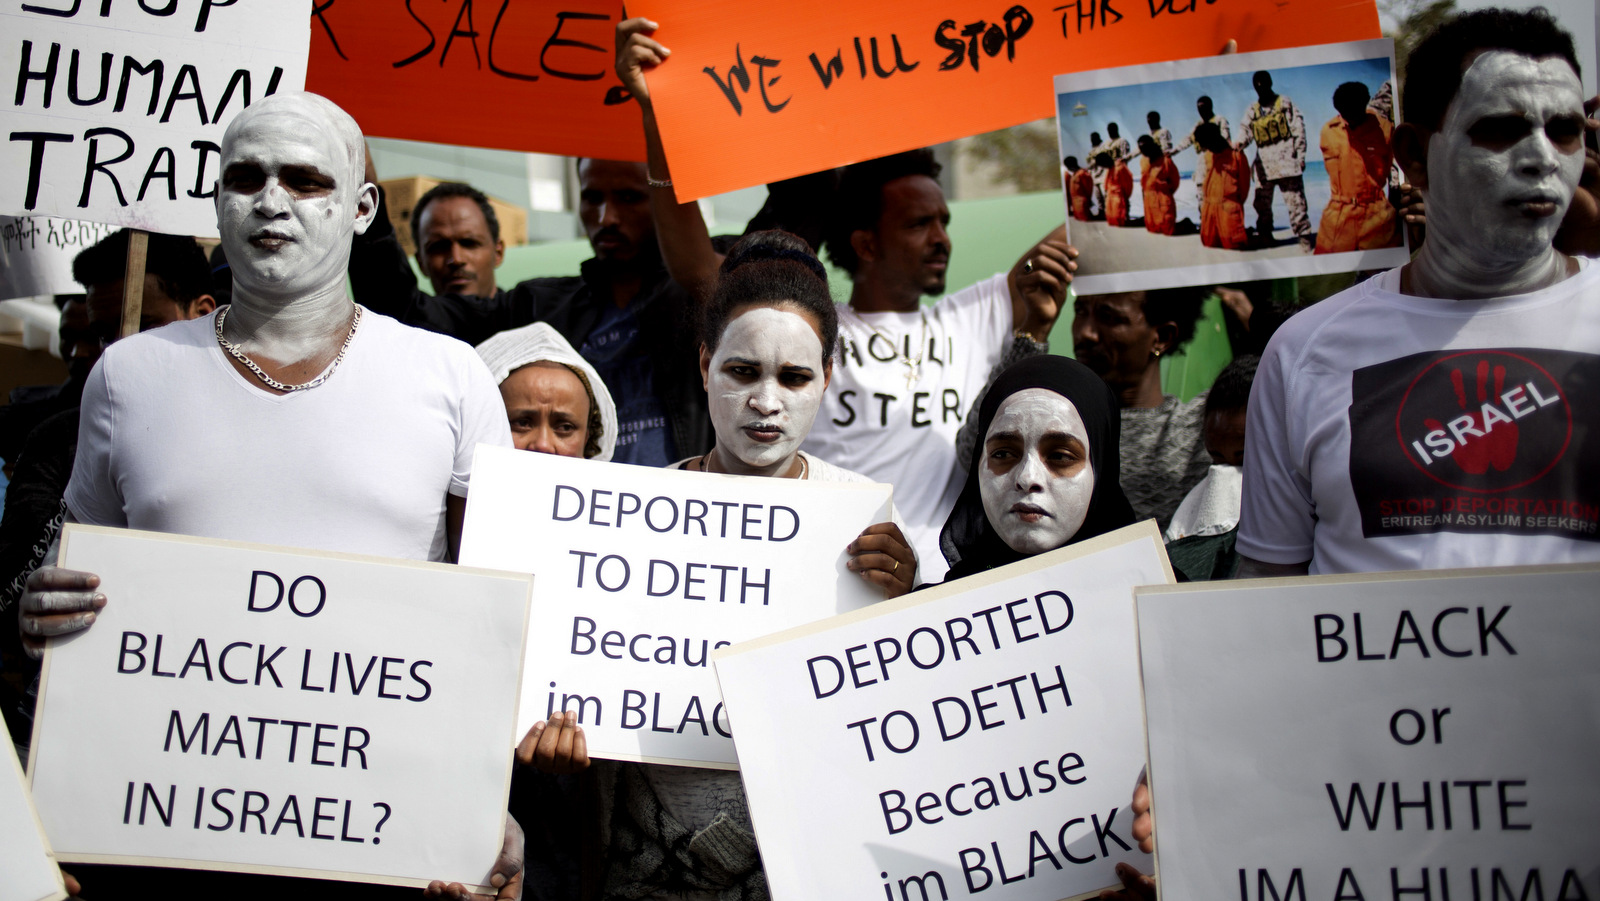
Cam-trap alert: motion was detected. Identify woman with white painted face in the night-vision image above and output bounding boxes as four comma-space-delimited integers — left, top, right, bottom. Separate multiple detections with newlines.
676, 230, 918, 595
591, 233, 915, 901
939, 355, 1137, 582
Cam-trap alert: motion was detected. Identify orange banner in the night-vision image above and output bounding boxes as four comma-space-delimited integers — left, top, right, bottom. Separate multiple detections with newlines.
630, 0, 1381, 201
306, 0, 644, 160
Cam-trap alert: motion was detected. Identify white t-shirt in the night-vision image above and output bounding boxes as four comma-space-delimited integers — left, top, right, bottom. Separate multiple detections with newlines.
65, 308, 511, 562
803, 274, 1013, 581
1239, 261, 1600, 574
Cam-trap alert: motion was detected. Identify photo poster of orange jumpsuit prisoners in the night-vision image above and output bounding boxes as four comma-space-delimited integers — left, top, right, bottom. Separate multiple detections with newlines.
1054, 39, 1409, 295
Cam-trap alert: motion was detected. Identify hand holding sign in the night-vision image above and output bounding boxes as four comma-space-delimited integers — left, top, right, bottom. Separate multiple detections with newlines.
1007, 224, 1077, 341
18, 566, 105, 660
424, 816, 526, 901
615, 18, 669, 109
844, 521, 918, 597
1128, 777, 1152, 854
1098, 862, 1158, 901
516, 711, 591, 775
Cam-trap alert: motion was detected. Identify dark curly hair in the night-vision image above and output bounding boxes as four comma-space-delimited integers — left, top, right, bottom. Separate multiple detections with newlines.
703, 231, 837, 360
1142, 286, 1206, 352
1205, 354, 1258, 416
73, 229, 212, 310
824, 149, 942, 276
412, 181, 500, 250
1402, 7, 1580, 132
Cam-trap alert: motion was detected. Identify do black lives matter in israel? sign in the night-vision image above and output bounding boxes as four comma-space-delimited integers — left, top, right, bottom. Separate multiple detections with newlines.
3, 1, 311, 236
28, 525, 531, 891
714, 522, 1173, 901
1136, 565, 1600, 901
459, 444, 894, 768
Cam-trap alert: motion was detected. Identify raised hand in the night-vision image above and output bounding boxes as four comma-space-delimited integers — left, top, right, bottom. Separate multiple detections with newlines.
516, 709, 590, 774
615, 17, 669, 109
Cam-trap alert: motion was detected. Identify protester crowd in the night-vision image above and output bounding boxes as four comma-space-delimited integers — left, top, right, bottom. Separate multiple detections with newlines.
1, 6, 1597, 899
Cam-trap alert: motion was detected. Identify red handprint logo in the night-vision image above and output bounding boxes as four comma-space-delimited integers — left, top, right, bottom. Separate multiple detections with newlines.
1394, 349, 1570, 494
1422, 360, 1519, 475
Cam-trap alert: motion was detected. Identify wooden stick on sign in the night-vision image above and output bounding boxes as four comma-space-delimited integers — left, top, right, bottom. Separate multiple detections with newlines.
119, 229, 148, 340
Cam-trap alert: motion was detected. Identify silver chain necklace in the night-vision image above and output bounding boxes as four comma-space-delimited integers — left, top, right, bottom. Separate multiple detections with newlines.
847, 306, 929, 390
699, 449, 808, 480
215, 305, 361, 393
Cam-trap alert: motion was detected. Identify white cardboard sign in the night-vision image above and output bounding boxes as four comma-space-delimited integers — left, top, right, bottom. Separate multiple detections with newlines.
2, 1, 311, 236
0, 215, 118, 301
714, 522, 1172, 901
2, 740, 66, 901
29, 524, 532, 891
1137, 565, 1600, 901
459, 444, 894, 768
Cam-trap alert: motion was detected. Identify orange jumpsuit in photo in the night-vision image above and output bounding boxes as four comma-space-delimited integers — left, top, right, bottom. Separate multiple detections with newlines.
1141, 155, 1179, 235
1069, 168, 1095, 221
1200, 146, 1251, 249
1105, 160, 1134, 226
1315, 113, 1399, 254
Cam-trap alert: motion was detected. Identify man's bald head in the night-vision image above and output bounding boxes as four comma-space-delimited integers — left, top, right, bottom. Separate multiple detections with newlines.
222, 92, 366, 187
215, 91, 377, 302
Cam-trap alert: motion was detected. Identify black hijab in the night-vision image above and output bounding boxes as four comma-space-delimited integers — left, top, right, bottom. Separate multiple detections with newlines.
939, 355, 1137, 581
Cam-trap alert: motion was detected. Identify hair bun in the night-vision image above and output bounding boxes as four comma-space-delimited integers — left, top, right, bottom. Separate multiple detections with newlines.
721, 231, 829, 283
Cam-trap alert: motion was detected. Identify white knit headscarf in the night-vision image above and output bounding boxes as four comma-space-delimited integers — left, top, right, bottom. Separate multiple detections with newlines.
476, 322, 619, 462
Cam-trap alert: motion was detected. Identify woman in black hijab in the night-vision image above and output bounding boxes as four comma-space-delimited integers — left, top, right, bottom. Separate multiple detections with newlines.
940, 355, 1138, 581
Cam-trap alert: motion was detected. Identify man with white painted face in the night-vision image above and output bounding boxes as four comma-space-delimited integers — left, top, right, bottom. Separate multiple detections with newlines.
17, 92, 522, 898
1237, 8, 1600, 578
348, 163, 713, 467
614, 18, 1076, 581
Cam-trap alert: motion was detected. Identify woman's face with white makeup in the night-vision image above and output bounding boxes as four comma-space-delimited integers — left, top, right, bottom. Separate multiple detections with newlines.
1423, 50, 1586, 265
700, 304, 830, 474
980, 388, 1096, 555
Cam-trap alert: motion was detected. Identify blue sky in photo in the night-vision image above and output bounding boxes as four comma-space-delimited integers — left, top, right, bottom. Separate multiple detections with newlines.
1056, 57, 1394, 176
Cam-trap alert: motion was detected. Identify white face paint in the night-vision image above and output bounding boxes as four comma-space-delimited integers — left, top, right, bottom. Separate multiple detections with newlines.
979, 388, 1095, 555
705, 306, 828, 475
1421, 51, 1585, 284
216, 96, 371, 304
